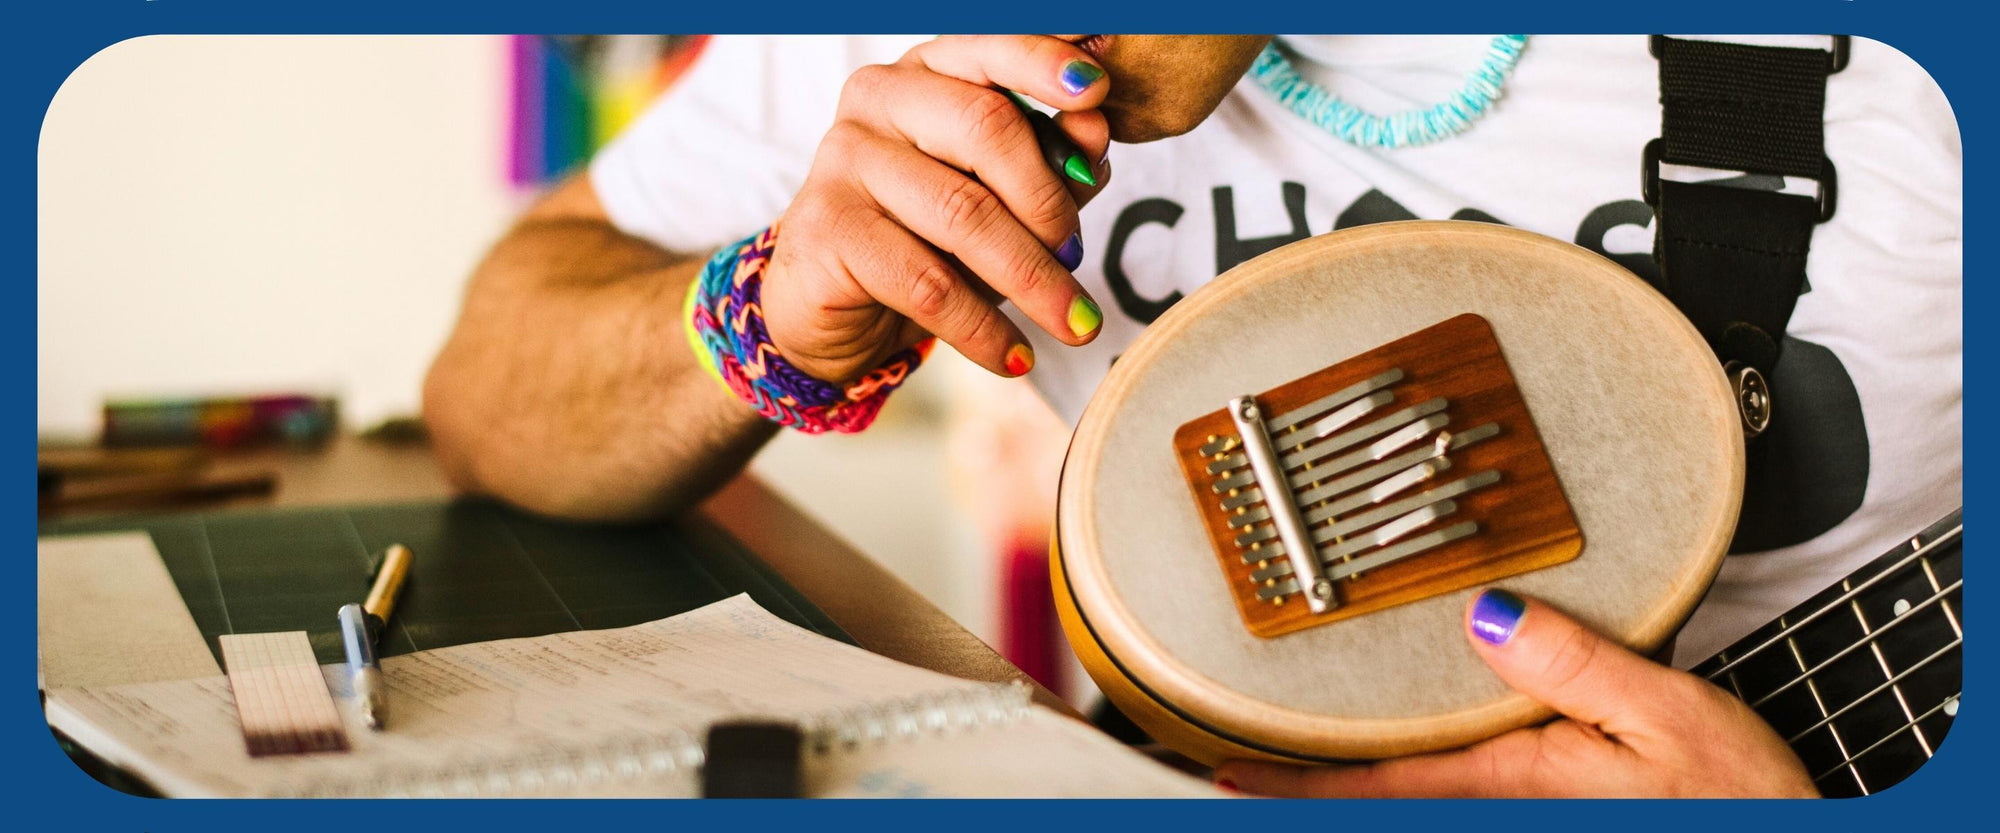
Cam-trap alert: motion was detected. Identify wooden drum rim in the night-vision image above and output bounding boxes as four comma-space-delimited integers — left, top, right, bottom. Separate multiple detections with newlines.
1056, 220, 1744, 759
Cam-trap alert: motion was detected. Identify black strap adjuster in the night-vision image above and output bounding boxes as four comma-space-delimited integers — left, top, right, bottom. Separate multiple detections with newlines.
1649, 34, 1849, 73
1643, 137, 1838, 223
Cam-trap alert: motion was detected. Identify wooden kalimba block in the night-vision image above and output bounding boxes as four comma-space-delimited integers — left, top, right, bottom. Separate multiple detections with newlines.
1172, 314, 1583, 638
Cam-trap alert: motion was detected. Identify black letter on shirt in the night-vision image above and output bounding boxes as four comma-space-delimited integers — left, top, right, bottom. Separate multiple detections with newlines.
1573, 200, 1663, 287
1103, 197, 1186, 325
1333, 189, 1418, 230
1215, 182, 1311, 274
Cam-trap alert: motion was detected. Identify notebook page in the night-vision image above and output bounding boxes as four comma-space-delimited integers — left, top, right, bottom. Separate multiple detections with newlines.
811, 708, 1218, 797
38, 532, 222, 690
46, 595, 1216, 797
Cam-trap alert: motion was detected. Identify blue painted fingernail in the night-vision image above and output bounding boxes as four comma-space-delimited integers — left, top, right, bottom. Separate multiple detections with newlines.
1059, 60, 1105, 96
1470, 589, 1527, 646
1056, 233, 1084, 270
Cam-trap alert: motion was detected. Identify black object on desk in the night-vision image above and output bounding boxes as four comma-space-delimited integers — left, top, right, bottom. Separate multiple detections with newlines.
702, 720, 805, 798
39, 498, 854, 671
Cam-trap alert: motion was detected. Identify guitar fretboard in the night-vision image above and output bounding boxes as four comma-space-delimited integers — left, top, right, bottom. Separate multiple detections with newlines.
1690, 509, 1963, 798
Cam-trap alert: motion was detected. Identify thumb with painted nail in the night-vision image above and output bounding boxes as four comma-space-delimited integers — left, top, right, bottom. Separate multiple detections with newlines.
1214, 589, 1819, 798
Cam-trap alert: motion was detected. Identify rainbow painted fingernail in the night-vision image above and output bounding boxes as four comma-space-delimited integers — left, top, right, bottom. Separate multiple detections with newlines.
1068, 295, 1102, 338
1056, 233, 1084, 270
1470, 589, 1526, 646
1059, 61, 1105, 96
1004, 343, 1035, 376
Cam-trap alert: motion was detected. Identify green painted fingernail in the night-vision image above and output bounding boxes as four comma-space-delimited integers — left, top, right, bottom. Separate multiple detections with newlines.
1068, 295, 1102, 338
1063, 153, 1098, 187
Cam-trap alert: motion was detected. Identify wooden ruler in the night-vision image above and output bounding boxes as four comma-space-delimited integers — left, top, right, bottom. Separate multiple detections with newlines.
218, 631, 350, 756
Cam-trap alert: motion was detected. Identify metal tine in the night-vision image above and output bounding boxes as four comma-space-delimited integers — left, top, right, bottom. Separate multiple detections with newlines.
1213, 397, 1446, 485
1286, 390, 1393, 447
1219, 414, 1491, 497
1291, 422, 1497, 504
1225, 439, 1444, 513
1199, 434, 1242, 458
1281, 448, 1454, 520
1287, 398, 1448, 469
1281, 413, 1448, 486
1254, 521, 1481, 595
1238, 468, 1500, 552
1256, 576, 1302, 600
1199, 369, 1406, 457
1269, 368, 1407, 434
1349, 459, 1452, 514
1227, 504, 1273, 531
1235, 460, 1427, 546
1220, 485, 1266, 512
1231, 424, 1498, 543
1246, 540, 1287, 561
1211, 468, 1256, 494
1327, 521, 1481, 580
1192, 368, 1400, 458
1252, 500, 1459, 582
1205, 390, 1393, 475
1318, 469, 1500, 531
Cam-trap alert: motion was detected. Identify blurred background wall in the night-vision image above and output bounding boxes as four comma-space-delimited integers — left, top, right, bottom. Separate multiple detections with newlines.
39, 36, 1071, 690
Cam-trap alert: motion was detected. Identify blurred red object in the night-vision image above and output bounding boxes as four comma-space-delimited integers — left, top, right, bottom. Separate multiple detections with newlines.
1000, 538, 1067, 694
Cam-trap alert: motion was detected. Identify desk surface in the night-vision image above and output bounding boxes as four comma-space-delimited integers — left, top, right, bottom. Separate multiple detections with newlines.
44, 436, 1075, 719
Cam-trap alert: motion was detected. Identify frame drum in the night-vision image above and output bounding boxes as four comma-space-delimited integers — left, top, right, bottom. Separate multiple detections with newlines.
1053, 221, 1743, 763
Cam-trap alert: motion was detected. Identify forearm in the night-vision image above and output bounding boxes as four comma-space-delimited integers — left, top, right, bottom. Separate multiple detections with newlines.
423, 216, 776, 521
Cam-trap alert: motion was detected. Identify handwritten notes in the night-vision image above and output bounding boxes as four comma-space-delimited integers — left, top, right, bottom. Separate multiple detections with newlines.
46, 596, 1217, 797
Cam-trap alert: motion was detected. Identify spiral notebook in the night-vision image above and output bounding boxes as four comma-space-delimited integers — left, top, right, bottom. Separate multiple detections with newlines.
43, 595, 1216, 798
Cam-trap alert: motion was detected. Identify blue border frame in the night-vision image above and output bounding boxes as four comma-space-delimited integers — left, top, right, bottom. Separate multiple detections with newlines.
16, 0, 1978, 827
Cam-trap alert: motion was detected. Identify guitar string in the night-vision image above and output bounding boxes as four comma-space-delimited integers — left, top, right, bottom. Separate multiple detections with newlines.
1743, 579, 1961, 709
1700, 530, 1962, 795
1700, 526, 1959, 681
1806, 555, 1966, 789
1924, 556, 1963, 640
1772, 586, 1961, 794
1847, 575, 1936, 758
1809, 687, 1958, 786
1782, 638, 1961, 745
1780, 624, 1861, 793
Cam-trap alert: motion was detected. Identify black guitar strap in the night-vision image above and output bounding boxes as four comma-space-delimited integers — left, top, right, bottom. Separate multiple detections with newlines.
1645, 35, 1848, 433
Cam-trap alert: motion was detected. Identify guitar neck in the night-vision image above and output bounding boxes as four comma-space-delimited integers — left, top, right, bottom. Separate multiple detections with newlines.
1689, 509, 1963, 798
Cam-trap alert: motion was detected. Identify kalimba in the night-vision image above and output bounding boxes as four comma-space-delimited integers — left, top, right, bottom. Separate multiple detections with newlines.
1054, 221, 1743, 763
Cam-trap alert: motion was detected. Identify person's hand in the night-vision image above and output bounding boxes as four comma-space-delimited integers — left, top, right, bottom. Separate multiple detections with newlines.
1216, 589, 1820, 798
762, 35, 1113, 383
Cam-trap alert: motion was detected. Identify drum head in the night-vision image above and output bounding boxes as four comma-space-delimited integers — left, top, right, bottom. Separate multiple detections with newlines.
1057, 221, 1742, 760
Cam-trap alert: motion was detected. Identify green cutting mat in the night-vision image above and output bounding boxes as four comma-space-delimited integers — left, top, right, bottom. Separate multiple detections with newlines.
40, 499, 853, 668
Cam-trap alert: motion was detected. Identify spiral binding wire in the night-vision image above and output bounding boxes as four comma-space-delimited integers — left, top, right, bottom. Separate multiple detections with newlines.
280, 682, 1031, 798
802, 682, 1031, 757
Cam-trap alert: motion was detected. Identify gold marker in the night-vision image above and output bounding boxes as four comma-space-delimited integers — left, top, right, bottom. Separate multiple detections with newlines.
338, 544, 413, 730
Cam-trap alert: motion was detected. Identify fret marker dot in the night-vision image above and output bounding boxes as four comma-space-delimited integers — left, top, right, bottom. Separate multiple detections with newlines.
1893, 599, 1912, 616
1944, 697, 1959, 717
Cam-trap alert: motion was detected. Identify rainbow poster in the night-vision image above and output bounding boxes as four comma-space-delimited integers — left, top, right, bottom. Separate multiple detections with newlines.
508, 35, 710, 186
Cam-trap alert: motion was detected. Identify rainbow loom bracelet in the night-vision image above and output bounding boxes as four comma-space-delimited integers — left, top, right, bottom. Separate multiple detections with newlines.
686, 224, 934, 434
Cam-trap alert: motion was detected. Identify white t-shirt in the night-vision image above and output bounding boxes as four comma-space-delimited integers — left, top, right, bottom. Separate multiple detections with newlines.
592, 35, 1962, 666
